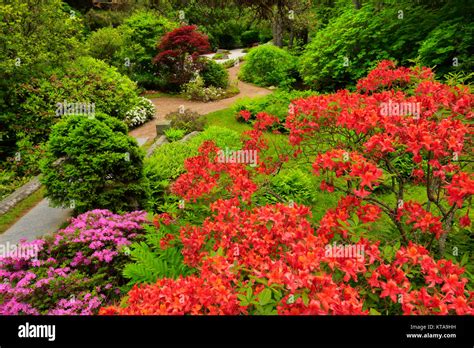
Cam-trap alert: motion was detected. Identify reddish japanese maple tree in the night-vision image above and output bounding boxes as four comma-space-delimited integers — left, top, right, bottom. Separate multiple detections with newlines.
153, 25, 211, 91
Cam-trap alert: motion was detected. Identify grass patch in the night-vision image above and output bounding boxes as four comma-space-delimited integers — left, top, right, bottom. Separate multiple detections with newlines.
0, 186, 45, 234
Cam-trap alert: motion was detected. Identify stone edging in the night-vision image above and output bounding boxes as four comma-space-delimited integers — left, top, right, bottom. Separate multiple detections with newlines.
0, 176, 42, 216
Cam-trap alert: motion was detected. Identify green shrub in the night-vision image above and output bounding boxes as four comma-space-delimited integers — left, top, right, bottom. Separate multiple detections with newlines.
15, 56, 139, 145
213, 53, 225, 60
164, 128, 186, 142
165, 109, 206, 133
241, 30, 260, 47
114, 10, 178, 89
40, 113, 148, 214
239, 44, 297, 88
181, 76, 227, 102
233, 90, 317, 124
201, 59, 229, 88
0, 0, 84, 159
299, 4, 439, 91
87, 26, 124, 61
418, 19, 473, 78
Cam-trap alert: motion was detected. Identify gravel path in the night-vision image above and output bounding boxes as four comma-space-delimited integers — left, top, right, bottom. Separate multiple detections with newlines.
0, 199, 72, 245
129, 64, 271, 140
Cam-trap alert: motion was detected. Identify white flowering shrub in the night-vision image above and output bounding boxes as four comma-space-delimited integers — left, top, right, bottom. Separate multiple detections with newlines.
125, 97, 156, 128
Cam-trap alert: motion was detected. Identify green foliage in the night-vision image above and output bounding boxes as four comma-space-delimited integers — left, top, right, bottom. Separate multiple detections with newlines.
165, 109, 206, 133
262, 168, 316, 206
418, 19, 473, 79
241, 30, 260, 47
299, 3, 440, 91
181, 76, 228, 102
40, 113, 148, 214
123, 224, 194, 285
239, 44, 297, 88
164, 128, 186, 142
86, 26, 124, 61
0, 0, 84, 159
83, 9, 130, 31
114, 10, 178, 89
201, 59, 229, 88
14, 56, 139, 146
213, 53, 225, 60
234, 90, 317, 124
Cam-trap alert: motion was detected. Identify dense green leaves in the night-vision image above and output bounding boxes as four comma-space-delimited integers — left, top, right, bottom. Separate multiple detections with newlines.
40, 114, 148, 214
239, 44, 297, 88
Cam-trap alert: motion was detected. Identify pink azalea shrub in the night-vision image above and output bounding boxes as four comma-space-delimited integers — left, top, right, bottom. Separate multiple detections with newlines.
0, 209, 147, 315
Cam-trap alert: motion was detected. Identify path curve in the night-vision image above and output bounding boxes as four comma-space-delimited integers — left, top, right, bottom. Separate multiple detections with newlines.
129, 65, 272, 140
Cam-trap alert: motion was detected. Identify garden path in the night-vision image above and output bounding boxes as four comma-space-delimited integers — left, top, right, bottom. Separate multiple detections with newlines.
129, 64, 272, 140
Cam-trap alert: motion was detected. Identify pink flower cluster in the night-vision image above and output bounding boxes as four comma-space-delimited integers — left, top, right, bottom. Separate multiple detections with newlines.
0, 209, 147, 315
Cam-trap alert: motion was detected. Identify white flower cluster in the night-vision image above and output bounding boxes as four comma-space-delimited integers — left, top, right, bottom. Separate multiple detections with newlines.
125, 97, 156, 128
182, 76, 226, 102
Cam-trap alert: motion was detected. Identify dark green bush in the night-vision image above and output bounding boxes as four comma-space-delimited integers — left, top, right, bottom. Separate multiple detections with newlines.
241, 30, 260, 47
83, 9, 129, 31
40, 113, 148, 214
418, 19, 473, 78
239, 44, 297, 88
200, 59, 229, 88
299, 4, 439, 91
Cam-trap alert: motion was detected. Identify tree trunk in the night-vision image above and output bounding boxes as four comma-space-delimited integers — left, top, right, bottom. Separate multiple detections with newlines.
272, 1, 285, 47
439, 210, 455, 257
272, 16, 284, 47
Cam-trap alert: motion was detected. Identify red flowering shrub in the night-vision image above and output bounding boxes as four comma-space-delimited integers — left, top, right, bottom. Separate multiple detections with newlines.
101, 61, 473, 316
286, 60, 473, 252
153, 25, 211, 91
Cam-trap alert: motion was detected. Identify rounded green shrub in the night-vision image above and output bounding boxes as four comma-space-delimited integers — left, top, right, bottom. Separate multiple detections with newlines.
239, 44, 297, 88
200, 59, 229, 88
87, 26, 124, 61
40, 113, 148, 214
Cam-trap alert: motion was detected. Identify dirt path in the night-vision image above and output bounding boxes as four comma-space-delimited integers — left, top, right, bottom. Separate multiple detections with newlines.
129, 65, 272, 140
